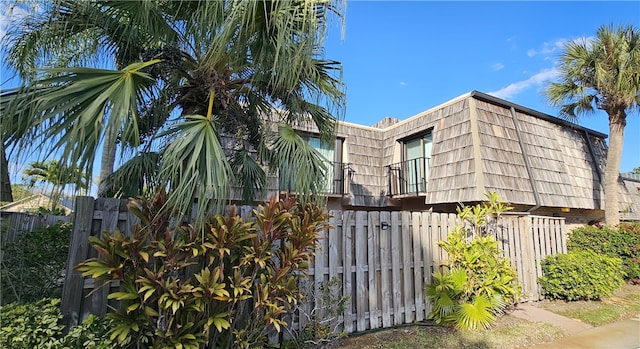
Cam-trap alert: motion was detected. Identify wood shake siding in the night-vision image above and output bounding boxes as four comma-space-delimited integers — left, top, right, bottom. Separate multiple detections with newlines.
293, 90, 638, 221
425, 99, 476, 203
337, 123, 386, 206
474, 101, 535, 205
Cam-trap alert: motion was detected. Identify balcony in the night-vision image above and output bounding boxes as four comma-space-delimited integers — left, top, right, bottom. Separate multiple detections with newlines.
279, 162, 352, 196
386, 157, 430, 197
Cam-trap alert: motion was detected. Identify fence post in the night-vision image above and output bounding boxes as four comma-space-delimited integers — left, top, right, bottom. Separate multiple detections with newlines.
61, 196, 95, 330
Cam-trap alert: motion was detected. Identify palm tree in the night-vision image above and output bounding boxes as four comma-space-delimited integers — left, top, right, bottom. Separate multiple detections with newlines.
23, 160, 88, 210
2, 0, 345, 219
546, 24, 640, 226
1, 142, 13, 202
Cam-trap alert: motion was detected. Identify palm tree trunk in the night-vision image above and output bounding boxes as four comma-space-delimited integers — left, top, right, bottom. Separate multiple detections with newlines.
604, 115, 625, 226
0, 142, 13, 202
97, 131, 117, 197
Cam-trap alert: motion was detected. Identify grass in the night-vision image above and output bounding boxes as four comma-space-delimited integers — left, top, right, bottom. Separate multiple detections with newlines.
537, 283, 640, 326
328, 284, 640, 349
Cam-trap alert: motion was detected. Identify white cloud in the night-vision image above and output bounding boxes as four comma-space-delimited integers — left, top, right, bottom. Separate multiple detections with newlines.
526, 39, 568, 58
0, 2, 37, 41
488, 67, 559, 100
399, 81, 406, 86
492, 63, 505, 71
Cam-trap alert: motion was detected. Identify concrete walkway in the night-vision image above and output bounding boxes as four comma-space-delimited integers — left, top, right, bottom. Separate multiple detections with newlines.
509, 303, 640, 349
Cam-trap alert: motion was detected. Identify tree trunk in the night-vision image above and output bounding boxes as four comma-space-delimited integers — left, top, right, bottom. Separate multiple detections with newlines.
97, 130, 117, 197
0, 142, 13, 202
604, 113, 625, 226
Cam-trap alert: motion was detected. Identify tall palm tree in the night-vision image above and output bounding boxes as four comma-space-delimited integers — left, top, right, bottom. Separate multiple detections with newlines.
546, 24, 640, 226
23, 160, 88, 210
2, 0, 345, 219
0, 142, 12, 202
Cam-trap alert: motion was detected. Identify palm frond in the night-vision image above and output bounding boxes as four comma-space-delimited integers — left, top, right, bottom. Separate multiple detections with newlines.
231, 148, 267, 204
271, 124, 327, 204
159, 115, 232, 220
100, 151, 160, 199
2, 60, 159, 184
455, 294, 497, 330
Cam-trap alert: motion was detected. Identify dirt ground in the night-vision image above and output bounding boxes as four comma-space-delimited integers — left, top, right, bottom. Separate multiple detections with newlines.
323, 284, 640, 349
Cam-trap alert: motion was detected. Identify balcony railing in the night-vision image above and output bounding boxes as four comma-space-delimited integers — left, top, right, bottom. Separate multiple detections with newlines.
279, 162, 352, 196
386, 157, 430, 197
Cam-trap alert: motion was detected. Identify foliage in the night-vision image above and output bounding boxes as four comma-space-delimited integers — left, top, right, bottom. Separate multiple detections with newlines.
426, 193, 520, 330
2, 0, 346, 219
0, 298, 111, 349
567, 223, 640, 282
538, 250, 624, 301
0, 298, 65, 349
286, 276, 349, 348
75, 192, 330, 349
0, 184, 34, 205
37, 206, 69, 216
0, 222, 71, 305
546, 24, 640, 226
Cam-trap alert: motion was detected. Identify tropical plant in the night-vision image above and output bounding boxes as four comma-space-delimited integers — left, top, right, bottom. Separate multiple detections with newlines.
1, 0, 345, 219
426, 193, 520, 330
75, 192, 329, 348
546, 24, 640, 226
0, 222, 71, 305
23, 160, 88, 210
0, 298, 111, 349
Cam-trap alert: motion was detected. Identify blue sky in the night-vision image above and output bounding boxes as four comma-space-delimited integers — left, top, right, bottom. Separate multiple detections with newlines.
323, 1, 640, 172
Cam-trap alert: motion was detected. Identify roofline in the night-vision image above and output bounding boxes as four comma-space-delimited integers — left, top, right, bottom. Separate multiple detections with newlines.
470, 91, 608, 139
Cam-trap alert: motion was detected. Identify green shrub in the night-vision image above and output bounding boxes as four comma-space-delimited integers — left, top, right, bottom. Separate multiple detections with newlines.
568, 223, 640, 282
0, 222, 71, 304
426, 193, 520, 330
538, 250, 624, 301
75, 192, 330, 349
0, 298, 111, 349
0, 298, 65, 349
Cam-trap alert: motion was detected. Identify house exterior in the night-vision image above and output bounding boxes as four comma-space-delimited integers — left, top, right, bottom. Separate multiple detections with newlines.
287, 90, 638, 227
0, 194, 74, 215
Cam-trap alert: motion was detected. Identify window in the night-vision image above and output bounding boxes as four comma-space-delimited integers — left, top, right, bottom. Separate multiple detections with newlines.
403, 132, 432, 193
280, 136, 344, 194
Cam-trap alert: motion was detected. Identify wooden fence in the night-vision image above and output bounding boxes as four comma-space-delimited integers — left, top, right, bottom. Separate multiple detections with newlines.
306, 210, 566, 333
60, 197, 566, 334
0, 211, 71, 243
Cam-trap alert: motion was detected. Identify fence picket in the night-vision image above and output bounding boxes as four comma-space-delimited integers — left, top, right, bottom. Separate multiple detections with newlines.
379, 211, 392, 328
412, 212, 424, 321
355, 211, 367, 331
367, 211, 380, 329
390, 212, 402, 326
342, 211, 354, 333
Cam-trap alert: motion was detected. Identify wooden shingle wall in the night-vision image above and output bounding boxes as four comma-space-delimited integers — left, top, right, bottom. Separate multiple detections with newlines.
510, 109, 576, 208
427, 99, 477, 203
336, 123, 386, 206
621, 174, 640, 221
474, 101, 536, 205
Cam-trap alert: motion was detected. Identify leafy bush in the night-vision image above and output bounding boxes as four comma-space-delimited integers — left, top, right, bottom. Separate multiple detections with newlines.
0, 298, 111, 349
568, 223, 640, 282
0, 298, 65, 349
75, 192, 330, 349
0, 222, 71, 304
426, 193, 520, 330
538, 250, 624, 300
